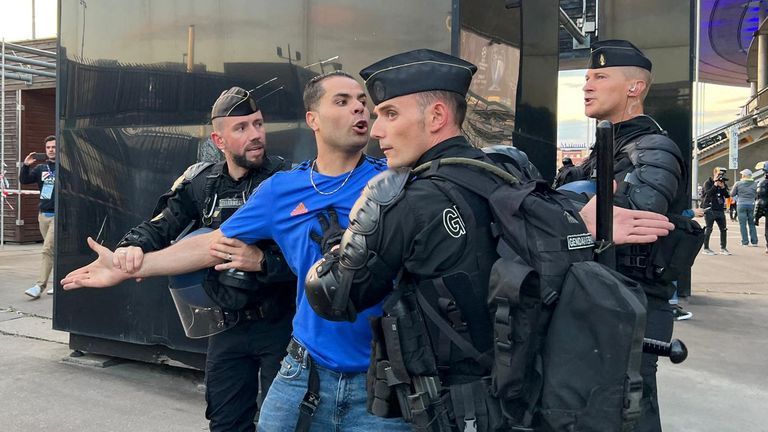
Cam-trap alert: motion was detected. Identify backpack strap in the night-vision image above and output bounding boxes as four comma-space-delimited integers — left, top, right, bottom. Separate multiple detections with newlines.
413, 157, 542, 219
415, 289, 493, 370
413, 157, 517, 199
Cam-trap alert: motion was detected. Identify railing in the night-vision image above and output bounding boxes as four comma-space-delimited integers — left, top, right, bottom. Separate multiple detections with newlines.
744, 86, 768, 115
695, 104, 768, 152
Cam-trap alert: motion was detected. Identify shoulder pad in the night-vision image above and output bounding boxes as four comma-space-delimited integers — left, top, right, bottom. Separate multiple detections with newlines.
626, 135, 682, 177
346, 168, 408, 238
618, 134, 685, 213
182, 161, 215, 181
363, 168, 411, 206
632, 134, 683, 160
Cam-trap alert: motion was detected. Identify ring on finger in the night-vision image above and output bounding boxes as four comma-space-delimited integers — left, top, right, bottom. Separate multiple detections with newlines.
227, 253, 232, 261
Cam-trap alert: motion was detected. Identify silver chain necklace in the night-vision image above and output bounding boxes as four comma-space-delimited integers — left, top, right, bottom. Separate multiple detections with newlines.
310, 159, 356, 195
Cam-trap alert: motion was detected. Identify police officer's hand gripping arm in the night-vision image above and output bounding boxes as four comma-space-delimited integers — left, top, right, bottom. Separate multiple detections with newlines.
61, 229, 265, 290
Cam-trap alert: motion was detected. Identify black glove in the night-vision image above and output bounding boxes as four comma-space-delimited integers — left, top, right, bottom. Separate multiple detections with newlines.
310, 208, 345, 254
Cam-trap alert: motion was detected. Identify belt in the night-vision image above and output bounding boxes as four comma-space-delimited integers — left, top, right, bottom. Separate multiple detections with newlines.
286, 337, 320, 432
287, 337, 309, 363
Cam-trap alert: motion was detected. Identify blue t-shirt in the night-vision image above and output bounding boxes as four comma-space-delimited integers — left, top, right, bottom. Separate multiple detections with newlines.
220, 156, 388, 372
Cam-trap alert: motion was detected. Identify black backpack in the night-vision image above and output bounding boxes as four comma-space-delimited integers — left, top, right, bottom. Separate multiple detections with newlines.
412, 157, 647, 432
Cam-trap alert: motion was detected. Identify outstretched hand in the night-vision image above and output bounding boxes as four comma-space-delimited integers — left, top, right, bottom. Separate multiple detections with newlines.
61, 237, 132, 290
580, 195, 674, 245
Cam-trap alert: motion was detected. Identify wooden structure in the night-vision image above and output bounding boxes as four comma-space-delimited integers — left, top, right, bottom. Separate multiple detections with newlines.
1, 38, 56, 244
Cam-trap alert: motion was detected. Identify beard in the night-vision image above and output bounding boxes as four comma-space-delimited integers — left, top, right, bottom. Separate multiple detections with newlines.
231, 152, 264, 170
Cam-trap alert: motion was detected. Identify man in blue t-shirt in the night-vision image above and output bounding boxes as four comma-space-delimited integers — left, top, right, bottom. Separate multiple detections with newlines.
61, 71, 409, 432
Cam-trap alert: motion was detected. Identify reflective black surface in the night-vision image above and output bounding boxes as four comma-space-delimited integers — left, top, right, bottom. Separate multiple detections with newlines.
55, 0, 454, 354
55, 0, 561, 357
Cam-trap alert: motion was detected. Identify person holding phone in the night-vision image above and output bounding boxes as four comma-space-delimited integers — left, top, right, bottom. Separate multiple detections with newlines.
20, 135, 57, 298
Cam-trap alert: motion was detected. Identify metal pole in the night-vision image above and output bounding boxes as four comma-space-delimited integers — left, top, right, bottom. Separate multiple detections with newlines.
0, 71, 34, 83
4, 42, 56, 59
32, 0, 36, 39
558, 7, 587, 45
3, 54, 57, 69
2, 65, 56, 78
760, 14, 768, 92
186, 25, 195, 72
16, 89, 21, 233
595, 120, 615, 268
691, 0, 700, 208
2, 38, 6, 249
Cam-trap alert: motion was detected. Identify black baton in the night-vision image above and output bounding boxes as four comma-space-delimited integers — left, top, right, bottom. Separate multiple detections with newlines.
593, 120, 687, 363
595, 120, 616, 268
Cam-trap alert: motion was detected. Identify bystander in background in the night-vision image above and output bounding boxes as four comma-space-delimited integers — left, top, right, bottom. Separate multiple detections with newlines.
19, 135, 57, 299
731, 168, 759, 247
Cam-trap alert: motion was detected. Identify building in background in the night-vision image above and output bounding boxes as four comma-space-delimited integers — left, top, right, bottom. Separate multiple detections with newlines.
1, 38, 56, 244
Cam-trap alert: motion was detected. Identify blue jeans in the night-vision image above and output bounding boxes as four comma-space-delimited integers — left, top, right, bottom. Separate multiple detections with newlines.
737, 205, 758, 245
257, 353, 410, 432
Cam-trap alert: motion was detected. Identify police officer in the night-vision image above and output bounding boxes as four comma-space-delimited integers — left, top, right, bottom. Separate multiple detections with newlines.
306, 49, 501, 432
552, 156, 577, 188
114, 87, 295, 432
576, 40, 691, 432
301, 47, 679, 432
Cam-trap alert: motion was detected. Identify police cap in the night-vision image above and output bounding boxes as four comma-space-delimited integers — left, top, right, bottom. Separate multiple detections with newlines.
360, 49, 477, 105
588, 39, 652, 72
211, 86, 260, 120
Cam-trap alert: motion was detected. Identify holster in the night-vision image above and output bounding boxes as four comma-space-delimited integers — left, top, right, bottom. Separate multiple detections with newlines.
616, 214, 704, 299
366, 290, 454, 432
644, 214, 705, 284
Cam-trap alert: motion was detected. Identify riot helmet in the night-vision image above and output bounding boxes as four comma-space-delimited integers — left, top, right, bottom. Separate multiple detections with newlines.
481, 144, 543, 181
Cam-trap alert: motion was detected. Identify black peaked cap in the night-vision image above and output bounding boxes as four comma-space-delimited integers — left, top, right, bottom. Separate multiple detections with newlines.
360, 49, 477, 105
211, 86, 260, 120
589, 39, 652, 72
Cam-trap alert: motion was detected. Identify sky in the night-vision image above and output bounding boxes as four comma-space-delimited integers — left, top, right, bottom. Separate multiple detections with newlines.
1, 0, 752, 147
0, 0, 57, 41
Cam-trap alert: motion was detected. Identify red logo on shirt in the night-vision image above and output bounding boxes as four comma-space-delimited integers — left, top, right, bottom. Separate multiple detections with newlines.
290, 202, 309, 216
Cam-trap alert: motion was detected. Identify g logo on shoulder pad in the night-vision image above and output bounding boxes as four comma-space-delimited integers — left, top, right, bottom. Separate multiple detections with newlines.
443, 206, 466, 238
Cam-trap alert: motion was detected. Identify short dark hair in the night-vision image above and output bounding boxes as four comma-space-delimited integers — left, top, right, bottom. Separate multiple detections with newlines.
44, 135, 56, 144
416, 90, 468, 127
303, 70, 356, 111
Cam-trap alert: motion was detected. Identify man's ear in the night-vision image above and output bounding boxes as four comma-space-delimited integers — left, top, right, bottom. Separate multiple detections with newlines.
629, 80, 647, 96
306, 110, 319, 131
211, 131, 226, 151
427, 101, 449, 133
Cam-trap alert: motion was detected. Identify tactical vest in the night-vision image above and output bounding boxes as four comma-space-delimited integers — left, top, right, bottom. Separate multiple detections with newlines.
197, 158, 294, 313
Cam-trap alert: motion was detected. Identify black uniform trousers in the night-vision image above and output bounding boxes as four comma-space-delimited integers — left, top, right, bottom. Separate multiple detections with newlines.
636, 294, 674, 432
205, 312, 293, 432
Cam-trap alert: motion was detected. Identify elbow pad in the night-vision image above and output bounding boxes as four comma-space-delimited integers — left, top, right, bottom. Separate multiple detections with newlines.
305, 252, 357, 322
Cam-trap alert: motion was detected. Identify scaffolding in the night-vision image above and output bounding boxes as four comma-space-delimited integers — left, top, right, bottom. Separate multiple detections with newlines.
1, 39, 57, 248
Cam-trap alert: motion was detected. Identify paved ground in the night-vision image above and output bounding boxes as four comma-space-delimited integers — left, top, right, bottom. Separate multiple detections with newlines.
658, 217, 768, 432
0, 244, 208, 431
0, 216, 766, 431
